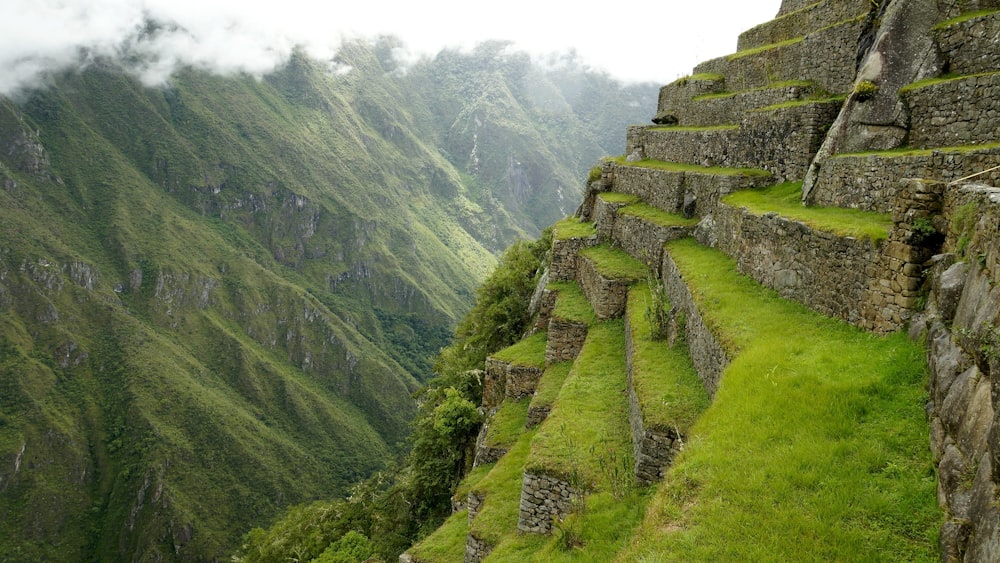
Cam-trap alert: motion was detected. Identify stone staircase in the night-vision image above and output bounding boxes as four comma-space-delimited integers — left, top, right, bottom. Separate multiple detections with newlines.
404, 1, 1000, 560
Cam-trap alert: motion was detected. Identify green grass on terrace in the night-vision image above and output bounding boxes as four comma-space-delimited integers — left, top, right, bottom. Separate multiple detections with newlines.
900, 70, 1000, 93
753, 94, 847, 112
610, 156, 771, 177
722, 181, 892, 242
468, 427, 537, 545
727, 37, 804, 60
552, 216, 596, 241
626, 285, 709, 431
691, 80, 814, 101
669, 73, 724, 86
619, 202, 699, 229
932, 8, 1000, 30
647, 124, 739, 132
621, 239, 940, 561
525, 319, 631, 487
484, 398, 530, 449
528, 361, 573, 413
596, 191, 640, 205
835, 140, 1000, 159
548, 280, 597, 326
490, 330, 547, 369
579, 244, 649, 281
406, 509, 469, 562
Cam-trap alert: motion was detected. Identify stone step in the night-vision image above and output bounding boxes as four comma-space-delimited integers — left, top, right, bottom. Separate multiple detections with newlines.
526, 361, 572, 429
544, 281, 595, 365
671, 82, 818, 127
738, 0, 870, 52
656, 73, 726, 123
604, 159, 772, 217
591, 195, 697, 270
549, 217, 598, 282
935, 10, 1000, 76
517, 320, 631, 535
903, 72, 1000, 149
710, 181, 936, 333
576, 244, 648, 320
628, 98, 841, 182
624, 285, 709, 485
694, 16, 864, 94
481, 331, 547, 410
809, 143, 1000, 213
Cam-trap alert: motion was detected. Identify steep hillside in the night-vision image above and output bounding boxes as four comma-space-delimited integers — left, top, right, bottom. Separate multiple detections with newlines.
407, 0, 1000, 560
0, 38, 657, 561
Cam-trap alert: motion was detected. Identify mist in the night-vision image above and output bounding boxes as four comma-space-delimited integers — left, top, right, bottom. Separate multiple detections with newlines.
1, 0, 781, 95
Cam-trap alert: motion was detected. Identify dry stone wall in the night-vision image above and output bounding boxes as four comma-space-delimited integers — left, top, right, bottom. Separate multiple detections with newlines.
808, 148, 1000, 213
740, 0, 870, 51
624, 311, 684, 485
660, 251, 729, 397
611, 213, 691, 271
903, 74, 1000, 149
935, 11, 1000, 75
576, 254, 632, 320
464, 533, 492, 563
909, 184, 1000, 562
550, 235, 599, 282
712, 202, 881, 327
545, 318, 587, 364
694, 17, 864, 94
482, 358, 544, 409
628, 101, 841, 182
660, 83, 816, 127
517, 472, 578, 534
606, 161, 771, 218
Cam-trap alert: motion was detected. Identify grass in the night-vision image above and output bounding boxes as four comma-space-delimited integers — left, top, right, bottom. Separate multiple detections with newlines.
691, 80, 814, 101
648, 124, 739, 132
528, 362, 573, 414
753, 94, 847, 112
468, 427, 537, 545
548, 281, 598, 326
620, 239, 940, 561
932, 8, 1000, 30
491, 331, 547, 369
835, 140, 1000, 159
722, 182, 893, 242
670, 73, 724, 86
618, 203, 700, 229
553, 217, 597, 241
578, 245, 650, 281
727, 37, 804, 60
626, 285, 709, 431
596, 192, 640, 205
610, 156, 771, 177
484, 398, 530, 449
900, 70, 1000, 93
406, 509, 469, 562
525, 320, 632, 488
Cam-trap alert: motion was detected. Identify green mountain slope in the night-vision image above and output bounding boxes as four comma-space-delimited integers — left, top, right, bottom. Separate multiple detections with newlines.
0, 39, 657, 561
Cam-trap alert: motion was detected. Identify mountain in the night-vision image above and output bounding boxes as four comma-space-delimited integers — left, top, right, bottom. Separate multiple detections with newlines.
0, 38, 657, 561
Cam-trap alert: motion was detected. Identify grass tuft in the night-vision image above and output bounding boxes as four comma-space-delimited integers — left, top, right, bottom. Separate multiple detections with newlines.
553, 217, 597, 241
579, 244, 649, 281
491, 331, 547, 369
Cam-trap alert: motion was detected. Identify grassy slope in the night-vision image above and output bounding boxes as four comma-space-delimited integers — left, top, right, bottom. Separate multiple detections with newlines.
622, 239, 939, 561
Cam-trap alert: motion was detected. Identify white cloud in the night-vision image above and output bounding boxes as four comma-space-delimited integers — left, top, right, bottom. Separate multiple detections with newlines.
0, 0, 782, 94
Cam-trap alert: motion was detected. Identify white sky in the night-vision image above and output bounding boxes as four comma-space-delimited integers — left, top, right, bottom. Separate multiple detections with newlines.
0, 0, 782, 94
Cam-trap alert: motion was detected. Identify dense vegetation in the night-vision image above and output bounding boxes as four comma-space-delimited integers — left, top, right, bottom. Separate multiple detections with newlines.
234, 231, 552, 561
0, 35, 654, 560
